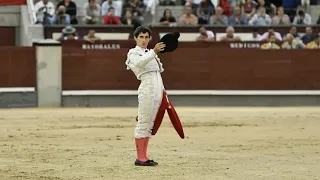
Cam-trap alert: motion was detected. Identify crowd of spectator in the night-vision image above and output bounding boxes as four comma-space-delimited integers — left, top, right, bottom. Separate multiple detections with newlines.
33, 0, 320, 26
33, 0, 149, 26
196, 25, 320, 48
33, 0, 320, 48
178, 0, 320, 26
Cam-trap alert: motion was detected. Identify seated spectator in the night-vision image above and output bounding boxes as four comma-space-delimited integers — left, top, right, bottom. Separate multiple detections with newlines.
228, 6, 248, 25
260, 34, 280, 49
101, 0, 121, 17
83, 0, 101, 24
185, 0, 199, 16
283, 26, 301, 41
272, 6, 290, 25
301, 27, 317, 44
209, 7, 228, 25
34, 0, 55, 24
179, 5, 198, 25
122, 10, 141, 26
281, 33, 305, 49
58, 26, 79, 41
51, 5, 71, 24
122, 0, 146, 24
196, 0, 214, 24
247, 28, 262, 41
103, 7, 121, 24
144, 0, 160, 15
159, 9, 176, 25
220, 26, 241, 41
56, 0, 78, 24
255, 0, 275, 15
196, 26, 215, 41
293, 8, 312, 25
249, 7, 272, 25
218, 0, 232, 17
242, 0, 257, 20
260, 28, 282, 41
306, 36, 320, 49
83, 29, 101, 43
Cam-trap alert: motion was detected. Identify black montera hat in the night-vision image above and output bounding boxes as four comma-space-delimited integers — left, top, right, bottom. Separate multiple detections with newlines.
159, 32, 180, 53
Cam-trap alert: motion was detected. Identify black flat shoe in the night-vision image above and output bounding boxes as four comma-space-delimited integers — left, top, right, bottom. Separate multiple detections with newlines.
149, 160, 158, 165
134, 159, 158, 166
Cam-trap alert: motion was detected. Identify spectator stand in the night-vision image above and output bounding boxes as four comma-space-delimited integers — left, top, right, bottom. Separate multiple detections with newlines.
44, 24, 320, 43
29, 0, 320, 26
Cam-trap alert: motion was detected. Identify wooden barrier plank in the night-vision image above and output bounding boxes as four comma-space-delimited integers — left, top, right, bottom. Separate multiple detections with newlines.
0, 42, 319, 90
0, 47, 35, 87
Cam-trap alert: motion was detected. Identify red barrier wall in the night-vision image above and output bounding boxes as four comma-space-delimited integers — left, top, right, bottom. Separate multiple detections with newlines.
1, 42, 320, 90
0, 0, 26, 5
0, 27, 16, 46
0, 47, 36, 87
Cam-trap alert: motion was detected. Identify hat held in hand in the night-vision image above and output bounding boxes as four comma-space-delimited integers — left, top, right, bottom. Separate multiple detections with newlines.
159, 32, 180, 53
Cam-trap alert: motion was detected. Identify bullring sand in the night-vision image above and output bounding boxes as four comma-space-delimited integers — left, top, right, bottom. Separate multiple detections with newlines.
0, 107, 319, 180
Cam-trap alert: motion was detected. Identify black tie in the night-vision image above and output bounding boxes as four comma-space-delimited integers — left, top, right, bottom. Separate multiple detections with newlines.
145, 50, 148, 52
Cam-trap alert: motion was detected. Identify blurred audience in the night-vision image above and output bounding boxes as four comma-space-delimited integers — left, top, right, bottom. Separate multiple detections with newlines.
35, 0, 320, 47
249, 7, 272, 25
272, 6, 290, 25
247, 28, 262, 41
306, 36, 320, 49
218, 0, 231, 17
101, 0, 121, 17
220, 26, 241, 41
159, 9, 177, 25
209, 7, 228, 25
51, 5, 71, 25
301, 27, 318, 44
122, 10, 141, 26
242, 0, 257, 20
58, 26, 79, 41
83, 29, 101, 43
83, 0, 101, 24
261, 34, 281, 49
103, 7, 121, 24
122, 0, 146, 23
179, 5, 198, 25
228, 6, 248, 25
293, 7, 312, 25
196, 0, 215, 24
281, 33, 305, 49
196, 26, 215, 41
56, 0, 78, 24
260, 28, 282, 41
34, 0, 55, 24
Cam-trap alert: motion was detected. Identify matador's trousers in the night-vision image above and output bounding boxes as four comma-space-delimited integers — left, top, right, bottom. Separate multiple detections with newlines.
135, 71, 164, 139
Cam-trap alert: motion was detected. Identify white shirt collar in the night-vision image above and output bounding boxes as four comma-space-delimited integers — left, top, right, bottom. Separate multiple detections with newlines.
135, 46, 148, 52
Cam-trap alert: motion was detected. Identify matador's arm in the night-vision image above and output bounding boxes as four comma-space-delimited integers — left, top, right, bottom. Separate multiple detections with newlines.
127, 49, 156, 68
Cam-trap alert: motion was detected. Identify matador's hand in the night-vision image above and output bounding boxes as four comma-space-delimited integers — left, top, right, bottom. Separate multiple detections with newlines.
153, 42, 166, 54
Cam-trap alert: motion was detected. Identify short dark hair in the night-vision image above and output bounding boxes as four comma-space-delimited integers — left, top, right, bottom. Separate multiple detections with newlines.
108, 7, 114, 12
133, 26, 152, 38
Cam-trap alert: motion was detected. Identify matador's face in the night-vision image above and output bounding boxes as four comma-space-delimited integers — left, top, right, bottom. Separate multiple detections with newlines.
134, 32, 151, 49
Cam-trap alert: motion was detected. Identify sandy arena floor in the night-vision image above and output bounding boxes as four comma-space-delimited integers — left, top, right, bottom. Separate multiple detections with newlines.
0, 107, 319, 180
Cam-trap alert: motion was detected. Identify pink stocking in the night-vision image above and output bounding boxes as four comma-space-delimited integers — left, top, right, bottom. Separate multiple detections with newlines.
135, 138, 148, 162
